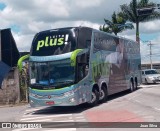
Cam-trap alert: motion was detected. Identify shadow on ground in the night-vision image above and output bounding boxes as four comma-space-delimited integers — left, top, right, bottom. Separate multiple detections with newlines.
30, 88, 141, 115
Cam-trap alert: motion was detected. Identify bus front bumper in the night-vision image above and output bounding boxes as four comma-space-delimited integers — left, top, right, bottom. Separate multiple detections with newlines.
29, 90, 83, 107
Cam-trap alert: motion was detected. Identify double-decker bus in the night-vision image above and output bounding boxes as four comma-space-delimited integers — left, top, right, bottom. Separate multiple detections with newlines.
29, 27, 141, 107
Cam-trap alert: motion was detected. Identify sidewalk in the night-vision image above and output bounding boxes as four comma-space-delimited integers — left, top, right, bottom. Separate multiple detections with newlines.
0, 102, 28, 108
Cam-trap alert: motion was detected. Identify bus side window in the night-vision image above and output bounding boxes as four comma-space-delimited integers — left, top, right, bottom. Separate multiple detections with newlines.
76, 50, 90, 82
86, 40, 91, 49
84, 64, 89, 76
78, 64, 88, 80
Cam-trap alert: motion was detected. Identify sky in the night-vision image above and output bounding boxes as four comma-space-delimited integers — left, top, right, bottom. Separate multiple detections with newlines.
0, 0, 160, 64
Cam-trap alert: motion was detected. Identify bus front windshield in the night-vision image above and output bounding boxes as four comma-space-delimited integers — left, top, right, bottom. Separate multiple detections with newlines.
30, 59, 75, 88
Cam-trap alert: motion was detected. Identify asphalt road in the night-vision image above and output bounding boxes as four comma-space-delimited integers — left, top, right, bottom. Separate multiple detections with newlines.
1, 84, 160, 131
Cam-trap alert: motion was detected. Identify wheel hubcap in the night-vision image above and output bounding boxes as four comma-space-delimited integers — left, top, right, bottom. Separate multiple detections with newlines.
130, 82, 133, 91
90, 92, 96, 103
99, 90, 105, 100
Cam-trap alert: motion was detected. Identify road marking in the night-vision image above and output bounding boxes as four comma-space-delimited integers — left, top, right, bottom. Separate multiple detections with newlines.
74, 116, 84, 119
24, 119, 74, 122
22, 114, 72, 118
69, 116, 74, 119
23, 119, 52, 122
21, 115, 72, 121
73, 113, 84, 116
75, 119, 86, 122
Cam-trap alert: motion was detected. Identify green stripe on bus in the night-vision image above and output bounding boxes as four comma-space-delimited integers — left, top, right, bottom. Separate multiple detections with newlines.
31, 86, 70, 92
70, 49, 83, 66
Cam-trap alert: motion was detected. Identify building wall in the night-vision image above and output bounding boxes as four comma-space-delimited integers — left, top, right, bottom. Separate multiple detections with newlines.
0, 68, 20, 105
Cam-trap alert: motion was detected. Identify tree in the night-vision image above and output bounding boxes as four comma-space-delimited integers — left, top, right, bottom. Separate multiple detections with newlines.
100, 12, 134, 35
120, 0, 160, 43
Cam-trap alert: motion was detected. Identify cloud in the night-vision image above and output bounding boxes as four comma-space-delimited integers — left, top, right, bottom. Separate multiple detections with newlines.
74, 0, 103, 8
13, 32, 34, 52
140, 20, 160, 34
0, 0, 128, 51
0, 0, 160, 66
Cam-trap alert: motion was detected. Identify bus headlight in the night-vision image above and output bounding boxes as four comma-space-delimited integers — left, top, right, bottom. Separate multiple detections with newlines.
29, 93, 44, 99
69, 98, 75, 103
63, 86, 82, 97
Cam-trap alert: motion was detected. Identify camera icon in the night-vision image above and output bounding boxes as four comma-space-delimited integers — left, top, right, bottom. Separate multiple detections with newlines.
2, 123, 11, 128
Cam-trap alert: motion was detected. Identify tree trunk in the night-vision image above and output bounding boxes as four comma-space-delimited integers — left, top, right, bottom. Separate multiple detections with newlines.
136, 21, 140, 44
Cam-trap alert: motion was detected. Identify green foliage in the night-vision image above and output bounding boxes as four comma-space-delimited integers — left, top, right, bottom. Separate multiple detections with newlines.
100, 12, 134, 35
120, 0, 160, 42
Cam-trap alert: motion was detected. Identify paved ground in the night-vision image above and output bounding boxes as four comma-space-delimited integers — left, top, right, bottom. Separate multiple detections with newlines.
1, 84, 160, 131
0, 104, 27, 122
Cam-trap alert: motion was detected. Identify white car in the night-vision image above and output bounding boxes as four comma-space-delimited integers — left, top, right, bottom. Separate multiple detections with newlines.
141, 69, 160, 84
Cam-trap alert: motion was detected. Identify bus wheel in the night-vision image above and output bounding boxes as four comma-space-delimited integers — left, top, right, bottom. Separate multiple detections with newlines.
88, 89, 99, 107
135, 80, 138, 90
99, 86, 108, 103
130, 80, 134, 92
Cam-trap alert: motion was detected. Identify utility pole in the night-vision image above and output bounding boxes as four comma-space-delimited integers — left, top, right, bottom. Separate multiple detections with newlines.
148, 41, 153, 69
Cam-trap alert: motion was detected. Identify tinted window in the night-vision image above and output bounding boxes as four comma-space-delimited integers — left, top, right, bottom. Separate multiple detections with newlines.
30, 28, 77, 56
145, 70, 158, 75
77, 28, 92, 49
94, 32, 117, 52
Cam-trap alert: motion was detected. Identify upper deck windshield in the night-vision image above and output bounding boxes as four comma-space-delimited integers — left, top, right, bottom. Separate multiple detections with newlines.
30, 28, 77, 56
30, 59, 75, 89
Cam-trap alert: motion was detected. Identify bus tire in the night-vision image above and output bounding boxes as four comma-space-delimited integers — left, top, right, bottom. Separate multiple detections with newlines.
130, 80, 134, 92
135, 79, 138, 90
88, 89, 99, 107
99, 85, 108, 103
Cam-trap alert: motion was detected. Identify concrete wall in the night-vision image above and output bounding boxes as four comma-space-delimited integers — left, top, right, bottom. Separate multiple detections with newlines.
0, 68, 20, 105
